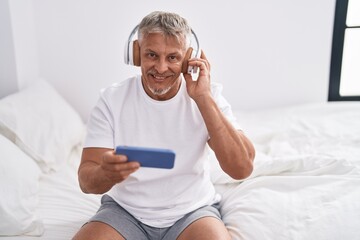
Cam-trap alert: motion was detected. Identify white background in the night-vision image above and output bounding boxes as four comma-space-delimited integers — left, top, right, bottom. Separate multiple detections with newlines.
1, 0, 336, 121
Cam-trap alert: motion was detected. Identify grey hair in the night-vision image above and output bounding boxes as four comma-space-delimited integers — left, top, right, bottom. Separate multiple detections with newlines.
137, 11, 191, 50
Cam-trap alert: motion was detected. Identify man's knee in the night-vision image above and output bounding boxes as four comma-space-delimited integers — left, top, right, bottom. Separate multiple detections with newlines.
72, 221, 125, 240
177, 217, 231, 240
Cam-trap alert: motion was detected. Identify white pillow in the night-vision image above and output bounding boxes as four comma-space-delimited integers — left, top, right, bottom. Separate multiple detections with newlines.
0, 80, 85, 172
0, 134, 44, 236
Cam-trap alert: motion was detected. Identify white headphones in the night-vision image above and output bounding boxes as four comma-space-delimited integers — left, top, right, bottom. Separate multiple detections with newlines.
124, 24, 202, 74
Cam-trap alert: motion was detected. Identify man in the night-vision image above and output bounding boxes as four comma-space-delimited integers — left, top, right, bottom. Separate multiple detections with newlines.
73, 11, 255, 240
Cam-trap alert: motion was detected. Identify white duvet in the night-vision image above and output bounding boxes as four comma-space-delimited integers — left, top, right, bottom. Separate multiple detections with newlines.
216, 153, 360, 240
2, 102, 360, 240
212, 102, 360, 240
219, 175, 360, 240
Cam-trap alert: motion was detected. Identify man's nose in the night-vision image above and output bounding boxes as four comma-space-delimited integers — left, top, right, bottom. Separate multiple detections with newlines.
154, 58, 168, 73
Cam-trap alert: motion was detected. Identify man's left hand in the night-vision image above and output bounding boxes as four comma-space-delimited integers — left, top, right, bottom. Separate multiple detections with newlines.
183, 50, 212, 102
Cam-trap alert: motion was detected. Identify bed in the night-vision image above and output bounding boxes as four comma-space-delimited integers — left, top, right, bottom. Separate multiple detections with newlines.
1, 80, 360, 240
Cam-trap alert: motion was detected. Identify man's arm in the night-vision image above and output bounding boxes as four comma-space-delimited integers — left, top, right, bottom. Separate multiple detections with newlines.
183, 51, 255, 180
196, 96, 255, 180
78, 148, 140, 194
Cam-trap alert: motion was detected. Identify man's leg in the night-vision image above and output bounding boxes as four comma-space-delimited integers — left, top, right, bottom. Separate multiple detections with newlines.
72, 222, 125, 240
72, 195, 147, 240
177, 217, 231, 240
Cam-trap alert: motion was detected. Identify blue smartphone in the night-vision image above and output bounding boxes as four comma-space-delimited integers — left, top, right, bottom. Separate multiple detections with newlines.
115, 146, 175, 169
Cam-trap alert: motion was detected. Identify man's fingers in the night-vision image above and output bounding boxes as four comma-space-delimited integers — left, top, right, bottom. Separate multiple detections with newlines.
102, 161, 140, 172
105, 165, 140, 183
101, 150, 140, 172
200, 50, 207, 60
102, 151, 127, 164
188, 57, 210, 73
200, 50, 211, 71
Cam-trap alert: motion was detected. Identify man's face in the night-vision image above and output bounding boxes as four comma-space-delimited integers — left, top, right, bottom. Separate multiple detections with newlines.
140, 33, 186, 100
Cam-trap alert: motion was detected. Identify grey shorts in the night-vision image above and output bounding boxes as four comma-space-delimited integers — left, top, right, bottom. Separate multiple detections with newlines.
88, 194, 222, 240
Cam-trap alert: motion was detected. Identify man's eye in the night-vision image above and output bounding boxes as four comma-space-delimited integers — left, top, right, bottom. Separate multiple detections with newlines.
148, 53, 156, 58
169, 56, 177, 61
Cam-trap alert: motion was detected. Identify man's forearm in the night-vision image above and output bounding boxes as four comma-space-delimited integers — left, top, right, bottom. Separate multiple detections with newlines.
78, 162, 114, 194
195, 94, 255, 180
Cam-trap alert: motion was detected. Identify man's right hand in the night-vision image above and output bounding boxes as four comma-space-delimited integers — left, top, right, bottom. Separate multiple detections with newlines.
78, 148, 140, 194
100, 150, 140, 183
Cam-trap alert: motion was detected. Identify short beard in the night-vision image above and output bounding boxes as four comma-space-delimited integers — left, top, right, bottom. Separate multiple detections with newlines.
144, 71, 179, 97
147, 84, 173, 96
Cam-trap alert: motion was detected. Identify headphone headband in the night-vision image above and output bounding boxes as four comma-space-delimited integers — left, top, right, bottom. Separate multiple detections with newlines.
125, 24, 140, 65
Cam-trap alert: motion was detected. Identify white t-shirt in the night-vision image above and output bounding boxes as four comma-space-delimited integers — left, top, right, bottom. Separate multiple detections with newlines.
84, 75, 240, 227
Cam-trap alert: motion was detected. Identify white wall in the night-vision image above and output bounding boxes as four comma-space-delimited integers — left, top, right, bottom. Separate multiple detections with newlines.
0, 0, 18, 98
0, 0, 39, 98
2, 0, 336, 121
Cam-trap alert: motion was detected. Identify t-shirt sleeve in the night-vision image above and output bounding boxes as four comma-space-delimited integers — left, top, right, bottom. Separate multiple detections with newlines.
83, 94, 114, 148
211, 82, 242, 131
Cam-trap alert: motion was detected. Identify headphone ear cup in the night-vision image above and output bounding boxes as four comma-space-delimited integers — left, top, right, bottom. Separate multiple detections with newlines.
182, 47, 193, 74
132, 40, 141, 66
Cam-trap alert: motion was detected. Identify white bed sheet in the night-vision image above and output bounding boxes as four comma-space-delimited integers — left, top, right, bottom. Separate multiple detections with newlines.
1, 146, 101, 240
217, 175, 360, 240
215, 151, 360, 239
2, 102, 360, 240
214, 101, 360, 240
